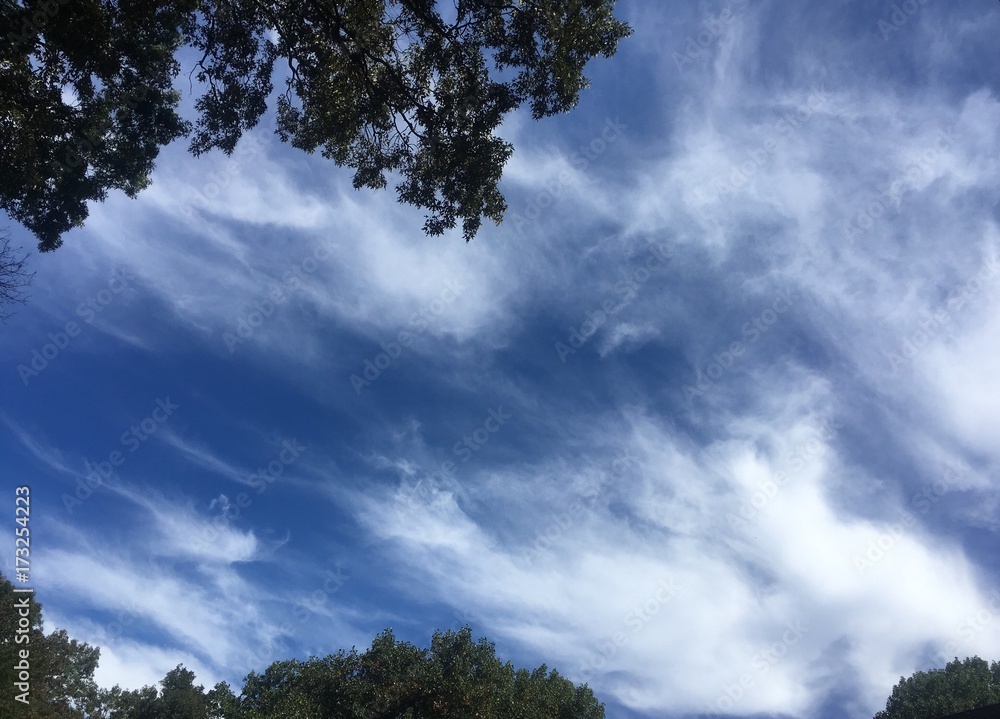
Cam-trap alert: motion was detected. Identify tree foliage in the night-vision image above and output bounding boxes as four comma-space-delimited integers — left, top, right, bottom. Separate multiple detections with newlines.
1, 0, 196, 250
2, 0, 631, 251
0, 572, 601, 719
874, 657, 1000, 719
0, 572, 102, 719
98, 666, 237, 719
236, 627, 604, 719
97, 630, 603, 719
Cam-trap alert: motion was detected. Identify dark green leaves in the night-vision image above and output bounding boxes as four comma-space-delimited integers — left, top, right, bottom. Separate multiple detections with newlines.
874, 657, 1000, 719
234, 626, 604, 719
1, 0, 195, 251
0, 573, 102, 719
0, 570, 600, 719
2, 0, 630, 250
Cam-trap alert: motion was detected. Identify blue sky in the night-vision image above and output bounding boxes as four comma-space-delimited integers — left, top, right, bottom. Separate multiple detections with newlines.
3, 1, 1000, 718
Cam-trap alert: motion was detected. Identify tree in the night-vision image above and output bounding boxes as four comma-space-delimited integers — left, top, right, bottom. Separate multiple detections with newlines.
874, 657, 1000, 719
1, 0, 196, 251
0, 572, 102, 719
99, 665, 236, 719
2, 0, 631, 251
0, 228, 34, 321
1, 571, 601, 719
236, 626, 604, 719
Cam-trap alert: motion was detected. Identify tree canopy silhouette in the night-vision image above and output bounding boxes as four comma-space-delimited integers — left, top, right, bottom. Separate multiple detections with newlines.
874, 657, 1000, 719
0, 571, 603, 719
234, 627, 604, 719
1, 0, 631, 251
94, 631, 604, 719
0, 572, 102, 718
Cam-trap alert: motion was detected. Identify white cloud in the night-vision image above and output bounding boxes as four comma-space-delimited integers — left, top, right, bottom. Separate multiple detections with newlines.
347, 375, 1000, 716
11, 6, 1000, 719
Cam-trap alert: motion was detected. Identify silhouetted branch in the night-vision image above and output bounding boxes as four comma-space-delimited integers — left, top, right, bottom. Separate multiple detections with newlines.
0, 229, 35, 322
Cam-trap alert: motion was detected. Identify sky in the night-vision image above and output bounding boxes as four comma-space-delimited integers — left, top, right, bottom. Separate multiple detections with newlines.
3, 1, 1000, 718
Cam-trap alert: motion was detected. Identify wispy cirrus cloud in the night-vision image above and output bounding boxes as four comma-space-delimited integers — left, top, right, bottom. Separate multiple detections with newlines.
3, 3, 1000, 719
